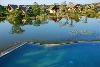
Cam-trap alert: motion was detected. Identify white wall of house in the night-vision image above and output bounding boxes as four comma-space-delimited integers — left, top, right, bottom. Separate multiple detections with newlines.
49, 9, 56, 13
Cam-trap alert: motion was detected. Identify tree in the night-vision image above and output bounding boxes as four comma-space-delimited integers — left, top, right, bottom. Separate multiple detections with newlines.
32, 7, 41, 16
33, 2, 38, 7
0, 5, 7, 17
24, 12, 32, 22
32, 2, 41, 16
67, 2, 74, 8
7, 9, 22, 24
60, 1, 67, 12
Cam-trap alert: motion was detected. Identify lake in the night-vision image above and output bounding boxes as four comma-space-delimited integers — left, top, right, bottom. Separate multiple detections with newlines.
0, 16, 100, 50
0, 16, 100, 67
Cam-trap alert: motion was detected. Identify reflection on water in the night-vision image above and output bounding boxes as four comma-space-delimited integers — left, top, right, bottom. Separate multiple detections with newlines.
0, 18, 6, 23
0, 16, 100, 50
33, 18, 48, 26
68, 30, 100, 40
10, 25, 25, 34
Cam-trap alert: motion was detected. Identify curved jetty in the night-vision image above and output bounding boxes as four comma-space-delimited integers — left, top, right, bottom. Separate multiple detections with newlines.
0, 42, 27, 57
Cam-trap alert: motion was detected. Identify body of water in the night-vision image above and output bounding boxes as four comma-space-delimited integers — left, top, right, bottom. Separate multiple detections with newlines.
0, 17, 100, 50
0, 16, 100, 67
0, 42, 100, 67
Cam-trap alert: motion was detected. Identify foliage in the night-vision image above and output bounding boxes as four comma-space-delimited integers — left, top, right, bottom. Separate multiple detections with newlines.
95, 12, 100, 18
10, 25, 25, 34
32, 7, 41, 16
33, 18, 42, 26
0, 18, 6, 23
31, 2, 42, 16
7, 9, 22, 24
0, 5, 7, 17
60, 1, 67, 11
68, 11, 82, 22
24, 13, 32, 23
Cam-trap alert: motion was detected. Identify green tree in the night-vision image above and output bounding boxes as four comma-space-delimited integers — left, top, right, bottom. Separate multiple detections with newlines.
32, 7, 41, 16
0, 5, 7, 17
60, 1, 67, 11
31, 2, 41, 16
7, 9, 22, 24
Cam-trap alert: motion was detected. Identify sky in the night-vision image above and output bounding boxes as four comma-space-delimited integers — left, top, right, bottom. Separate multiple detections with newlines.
0, 0, 99, 6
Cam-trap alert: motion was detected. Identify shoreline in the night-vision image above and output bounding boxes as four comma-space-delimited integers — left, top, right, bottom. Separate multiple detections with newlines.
0, 40, 100, 57
0, 42, 27, 57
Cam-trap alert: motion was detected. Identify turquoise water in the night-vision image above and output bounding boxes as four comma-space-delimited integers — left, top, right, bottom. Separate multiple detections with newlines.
0, 42, 100, 67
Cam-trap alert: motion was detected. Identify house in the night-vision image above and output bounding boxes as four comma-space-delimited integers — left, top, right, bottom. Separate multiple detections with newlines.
7, 4, 19, 12
73, 4, 82, 11
19, 5, 30, 15
49, 5, 59, 13
7, 4, 30, 15
96, 4, 100, 11
89, 4, 94, 9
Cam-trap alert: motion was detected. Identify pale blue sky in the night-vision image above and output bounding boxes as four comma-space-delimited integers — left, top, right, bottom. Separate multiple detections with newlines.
0, 0, 99, 6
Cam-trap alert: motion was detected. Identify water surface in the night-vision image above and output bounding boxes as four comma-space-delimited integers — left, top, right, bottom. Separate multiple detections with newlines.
0, 17, 100, 50
0, 42, 100, 67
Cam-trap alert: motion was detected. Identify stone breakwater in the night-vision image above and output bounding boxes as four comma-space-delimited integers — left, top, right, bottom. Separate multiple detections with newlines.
0, 42, 27, 57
